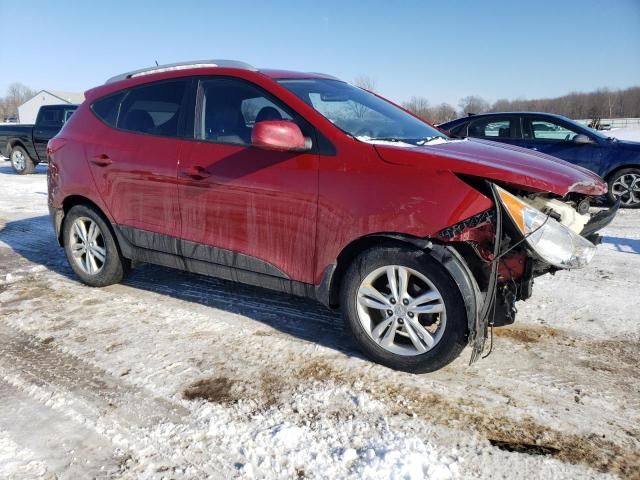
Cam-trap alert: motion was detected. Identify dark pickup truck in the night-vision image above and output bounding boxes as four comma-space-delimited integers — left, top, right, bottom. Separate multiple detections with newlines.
1, 104, 78, 174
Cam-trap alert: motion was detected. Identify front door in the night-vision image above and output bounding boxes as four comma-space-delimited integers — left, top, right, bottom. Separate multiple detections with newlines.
522, 116, 602, 173
177, 77, 319, 283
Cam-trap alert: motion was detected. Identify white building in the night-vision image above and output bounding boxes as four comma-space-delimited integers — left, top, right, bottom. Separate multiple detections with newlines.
18, 90, 85, 124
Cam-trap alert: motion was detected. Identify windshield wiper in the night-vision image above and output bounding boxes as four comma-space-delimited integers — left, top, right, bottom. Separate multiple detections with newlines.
417, 136, 447, 145
367, 137, 405, 142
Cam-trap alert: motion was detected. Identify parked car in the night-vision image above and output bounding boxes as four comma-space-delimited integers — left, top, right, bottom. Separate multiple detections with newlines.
1, 104, 78, 174
439, 112, 640, 208
47, 60, 617, 373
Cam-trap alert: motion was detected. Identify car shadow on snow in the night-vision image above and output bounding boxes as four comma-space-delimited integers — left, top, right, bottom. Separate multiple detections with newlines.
0, 214, 359, 358
602, 235, 640, 255
0, 162, 48, 175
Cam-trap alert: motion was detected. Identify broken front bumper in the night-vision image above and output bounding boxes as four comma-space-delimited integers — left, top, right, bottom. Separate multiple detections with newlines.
580, 200, 620, 241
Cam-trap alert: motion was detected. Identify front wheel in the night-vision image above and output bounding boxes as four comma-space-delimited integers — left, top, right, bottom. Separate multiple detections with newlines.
608, 168, 640, 208
62, 205, 129, 287
10, 146, 36, 174
340, 245, 468, 373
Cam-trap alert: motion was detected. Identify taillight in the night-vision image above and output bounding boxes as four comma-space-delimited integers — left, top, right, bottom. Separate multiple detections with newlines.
47, 137, 66, 160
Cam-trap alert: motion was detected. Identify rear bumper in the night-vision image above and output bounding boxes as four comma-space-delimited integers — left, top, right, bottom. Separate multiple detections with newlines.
580, 200, 620, 240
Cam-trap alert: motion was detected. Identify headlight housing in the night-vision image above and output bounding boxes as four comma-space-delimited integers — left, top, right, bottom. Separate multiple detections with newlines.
496, 186, 596, 269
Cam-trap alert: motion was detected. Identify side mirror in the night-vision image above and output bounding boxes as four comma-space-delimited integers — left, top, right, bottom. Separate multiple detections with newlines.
573, 134, 592, 145
251, 120, 309, 152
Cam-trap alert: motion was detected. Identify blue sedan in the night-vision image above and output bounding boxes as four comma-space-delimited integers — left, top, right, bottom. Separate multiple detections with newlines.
439, 112, 640, 207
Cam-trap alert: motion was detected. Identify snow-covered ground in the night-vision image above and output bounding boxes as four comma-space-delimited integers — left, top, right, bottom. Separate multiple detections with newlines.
607, 127, 640, 142
0, 163, 638, 479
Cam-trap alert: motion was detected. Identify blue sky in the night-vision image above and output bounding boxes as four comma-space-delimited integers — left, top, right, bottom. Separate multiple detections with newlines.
2, 0, 638, 106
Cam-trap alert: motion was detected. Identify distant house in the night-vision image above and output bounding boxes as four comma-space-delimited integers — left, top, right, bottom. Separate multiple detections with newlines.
18, 90, 84, 124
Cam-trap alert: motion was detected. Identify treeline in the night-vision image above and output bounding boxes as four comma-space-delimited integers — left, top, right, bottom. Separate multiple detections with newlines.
401, 87, 640, 124
487, 86, 640, 120
354, 77, 640, 124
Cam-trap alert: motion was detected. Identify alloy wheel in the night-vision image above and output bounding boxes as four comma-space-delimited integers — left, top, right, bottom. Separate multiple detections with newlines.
11, 150, 26, 172
69, 217, 107, 274
355, 265, 447, 356
611, 172, 640, 207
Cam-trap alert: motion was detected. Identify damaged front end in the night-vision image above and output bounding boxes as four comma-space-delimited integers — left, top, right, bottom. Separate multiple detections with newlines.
436, 181, 618, 362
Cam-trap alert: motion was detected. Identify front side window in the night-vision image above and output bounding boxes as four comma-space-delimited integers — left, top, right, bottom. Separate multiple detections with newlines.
116, 80, 188, 137
196, 78, 299, 145
468, 117, 516, 139
531, 119, 579, 142
62, 108, 76, 123
279, 79, 447, 146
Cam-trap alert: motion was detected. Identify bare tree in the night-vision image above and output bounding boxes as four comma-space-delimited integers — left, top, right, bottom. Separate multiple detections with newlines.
346, 75, 378, 119
430, 103, 458, 123
3, 83, 36, 118
458, 95, 489, 116
352, 75, 377, 92
402, 96, 431, 120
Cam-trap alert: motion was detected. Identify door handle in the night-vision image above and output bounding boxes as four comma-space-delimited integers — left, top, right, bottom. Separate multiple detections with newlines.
180, 165, 210, 180
91, 154, 113, 167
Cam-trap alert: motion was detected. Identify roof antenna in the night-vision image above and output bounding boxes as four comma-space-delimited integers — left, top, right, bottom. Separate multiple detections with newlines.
155, 60, 159, 66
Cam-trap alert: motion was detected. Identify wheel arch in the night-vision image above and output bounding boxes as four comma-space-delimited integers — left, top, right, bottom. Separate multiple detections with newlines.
318, 233, 478, 310
56, 195, 113, 246
6, 140, 27, 157
603, 164, 640, 182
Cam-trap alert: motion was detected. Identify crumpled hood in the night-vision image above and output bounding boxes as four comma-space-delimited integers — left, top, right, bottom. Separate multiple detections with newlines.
374, 138, 607, 196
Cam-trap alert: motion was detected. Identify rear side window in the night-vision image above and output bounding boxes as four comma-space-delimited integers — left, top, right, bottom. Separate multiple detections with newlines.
37, 108, 64, 127
117, 80, 188, 137
467, 117, 516, 139
92, 92, 125, 128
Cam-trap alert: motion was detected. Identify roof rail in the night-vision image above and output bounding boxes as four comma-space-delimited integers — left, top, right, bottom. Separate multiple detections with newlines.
105, 59, 256, 84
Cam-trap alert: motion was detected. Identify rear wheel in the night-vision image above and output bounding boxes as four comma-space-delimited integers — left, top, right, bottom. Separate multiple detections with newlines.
63, 205, 129, 287
10, 146, 35, 175
608, 168, 640, 208
340, 245, 468, 373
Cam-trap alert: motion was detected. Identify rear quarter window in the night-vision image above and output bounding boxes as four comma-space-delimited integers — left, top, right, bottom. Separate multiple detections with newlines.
91, 92, 126, 128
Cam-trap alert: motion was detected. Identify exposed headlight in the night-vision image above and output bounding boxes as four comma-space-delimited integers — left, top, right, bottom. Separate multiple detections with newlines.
496, 186, 596, 269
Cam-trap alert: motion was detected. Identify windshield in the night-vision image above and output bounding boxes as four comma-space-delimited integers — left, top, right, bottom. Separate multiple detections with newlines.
278, 79, 448, 146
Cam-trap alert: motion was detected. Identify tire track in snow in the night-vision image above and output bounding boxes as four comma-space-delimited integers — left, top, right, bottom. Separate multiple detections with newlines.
0, 320, 208, 476
0, 321, 187, 427
0, 379, 123, 479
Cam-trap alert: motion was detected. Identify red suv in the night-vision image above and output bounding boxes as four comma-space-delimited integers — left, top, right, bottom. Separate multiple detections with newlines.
47, 60, 616, 372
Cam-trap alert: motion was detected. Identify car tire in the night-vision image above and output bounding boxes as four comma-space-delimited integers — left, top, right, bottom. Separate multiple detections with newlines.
10, 146, 35, 175
340, 244, 468, 373
63, 205, 130, 287
607, 168, 640, 208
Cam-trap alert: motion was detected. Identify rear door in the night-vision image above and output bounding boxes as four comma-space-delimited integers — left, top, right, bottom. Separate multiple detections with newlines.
33, 106, 76, 161
522, 115, 602, 172
177, 76, 320, 283
87, 79, 189, 242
